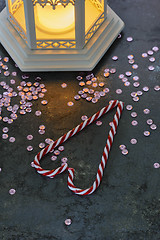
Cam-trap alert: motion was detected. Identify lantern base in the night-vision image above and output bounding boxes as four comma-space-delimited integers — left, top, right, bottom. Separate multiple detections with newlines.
0, 6, 124, 72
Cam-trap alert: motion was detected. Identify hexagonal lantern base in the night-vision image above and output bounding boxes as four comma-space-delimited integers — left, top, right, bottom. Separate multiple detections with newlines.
0, 6, 124, 72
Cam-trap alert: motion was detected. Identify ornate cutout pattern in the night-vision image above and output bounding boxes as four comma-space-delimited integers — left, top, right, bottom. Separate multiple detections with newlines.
32, 0, 75, 9
37, 40, 76, 49
11, 0, 23, 14
89, 0, 103, 11
85, 12, 104, 44
8, 13, 27, 42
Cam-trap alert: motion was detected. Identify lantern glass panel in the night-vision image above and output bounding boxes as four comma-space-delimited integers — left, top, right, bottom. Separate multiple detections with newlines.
8, 0, 26, 33
85, 0, 104, 34
33, 3, 75, 41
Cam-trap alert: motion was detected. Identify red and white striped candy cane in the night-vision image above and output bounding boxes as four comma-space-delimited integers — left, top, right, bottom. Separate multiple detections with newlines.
34, 100, 124, 195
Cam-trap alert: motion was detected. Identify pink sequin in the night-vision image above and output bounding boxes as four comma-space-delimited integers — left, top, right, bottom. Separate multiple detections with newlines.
9, 137, 15, 143
27, 135, 33, 140
116, 89, 122, 94
67, 101, 74, 106
150, 124, 157, 130
58, 146, 64, 152
112, 56, 118, 61
65, 219, 72, 226
54, 150, 60, 156
143, 109, 150, 114
147, 119, 153, 125
127, 37, 133, 42
148, 65, 155, 71
131, 112, 137, 118
119, 145, 126, 150
61, 157, 68, 163
132, 120, 138, 126
39, 143, 45, 148
153, 163, 160, 168
81, 115, 88, 121
122, 149, 129, 155
154, 85, 160, 91
144, 131, 150, 136
96, 121, 102, 126
9, 189, 16, 195
126, 105, 133, 111
130, 138, 137, 144
51, 155, 57, 161
143, 86, 149, 92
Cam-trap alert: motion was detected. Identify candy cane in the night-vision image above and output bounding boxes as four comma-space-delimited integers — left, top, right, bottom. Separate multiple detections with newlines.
34, 100, 124, 195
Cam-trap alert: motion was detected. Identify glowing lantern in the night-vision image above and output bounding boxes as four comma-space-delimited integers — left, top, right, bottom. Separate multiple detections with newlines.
0, 0, 124, 71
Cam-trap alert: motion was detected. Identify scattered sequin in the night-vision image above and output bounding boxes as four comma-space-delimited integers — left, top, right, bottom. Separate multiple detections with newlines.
126, 105, 133, 111
149, 57, 155, 62
104, 72, 110, 78
152, 46, 159, 52
27, 135, 33, 140
125, 71, 132, 77
2, 127, 9, 133
144, 131, 150, 136
147, 50, 154, 56
35, 110, 42, 116
58, 146, 64, 152
131, 112, 137, 118
41, 100, 48, 105
110, 68, 116, 74
67, 101, 74, 106
154, 85, 160, 91
147, 119, 153, 125
132, 64, 138, 69
96, 121, 102, 126
74, 95, 81, 100
143, 109, 150, 114
9, 189, 16, 195
61, 157, 68, 163
54, 150, 60, 156
9, 137, 15, 143
116, 89, 122, 94
148, 65, 155, 71
112, 56, 118, 61
2, 134, 8, 139
150, 124, 157, 130
122, 149, 129, 155
51, 155, 57, 161
133, 96, 139, 102
128, 55, 134, 60
79, 81, 85, 87
142, 53, 148, 58
153, 163, 160, 168
127, 37, 133, 42
130, 138, 137, 144
133, 82, 140, 87
81, 115, 88, 121
124, 81, 130, 87
133, 76, 139, 81
31, 162, 35, 167
65, 219, 72, 226
132, 120, 138, 126
99, 82, 104, 87
143, 86, 149, 92
119, 145, 126, 150
39, 143, 45, 148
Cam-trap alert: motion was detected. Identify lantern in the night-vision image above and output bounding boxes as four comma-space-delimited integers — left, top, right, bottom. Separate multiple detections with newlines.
0, 0, 124, 71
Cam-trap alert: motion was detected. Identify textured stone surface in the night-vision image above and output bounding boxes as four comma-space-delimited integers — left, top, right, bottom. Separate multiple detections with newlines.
0, 1, 160, 239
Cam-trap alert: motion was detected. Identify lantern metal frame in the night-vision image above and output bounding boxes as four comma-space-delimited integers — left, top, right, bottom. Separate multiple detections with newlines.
0, 0, 124, 71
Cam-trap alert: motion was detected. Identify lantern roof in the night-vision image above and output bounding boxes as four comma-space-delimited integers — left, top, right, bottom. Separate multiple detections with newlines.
32, 0, 76, 9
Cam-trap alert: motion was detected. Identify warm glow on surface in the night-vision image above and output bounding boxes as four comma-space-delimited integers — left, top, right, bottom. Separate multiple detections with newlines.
34, 4, 75, 34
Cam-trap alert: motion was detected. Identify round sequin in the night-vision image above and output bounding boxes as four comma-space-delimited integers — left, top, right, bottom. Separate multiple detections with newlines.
142, 53, 148, 58
122, 77, 128, 83
127, 37, 133, 42
119, 74, 124, 79
67, 101, 74, 106
9, 189, 16, 195
125, 71, 132, 77
27, 135, 33, 140
110, 68, 116, 74
147, 119, 153, 125
104, 72, 110, 78
100, 91, 105, 97
132, 64, 138, 69
130, 138, 137, 144
144, 131, 150, 136
2, 134, 8, 139
9, 137, 15, 143
131, 112, 137, 118
74, 95, 81, 100
152, 46, 159, 52
86, 81, 92, 85
143, 86, 149, 92
124, 81, 130, 87
112, 56, 118, 61
147, 50, 154, 56
39, 143, 45, 148
122, 149, 129, 155
65, 219, 72, 226
54, 150, 60, 156
149, 57, 155, 62
92, 98, 98, 104
137, 91, 143, 96
129, 59, 135, 64
41, 100, 48, 105
81, 94, 87, 99
2, 127, 9, 133
35, 110, 42, 116
96, 121, 102, 126
119, 145, 126, 150
150, 124, 157, 130
58, 146, 64, 152
61, 157, 68, 163
133, 96, 139, 102
132, 120, 138, 126
128, 55, 134, 60
154, 85, 160, 91
143, 109, 150, 114
103, 88, 110, 93
148, 65, 155, 71
99, 82, 104, 87
79, 81, 85, 87
86, 96, 92, 102
51, 155, 57, 161
31, 162, 35, 167
38, 129, 45, 135
153, 163, 160, 168
92, 83, 98, 88
116, 89, 122, 94
81, 115, 88, 121
126, 105, 133, 111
